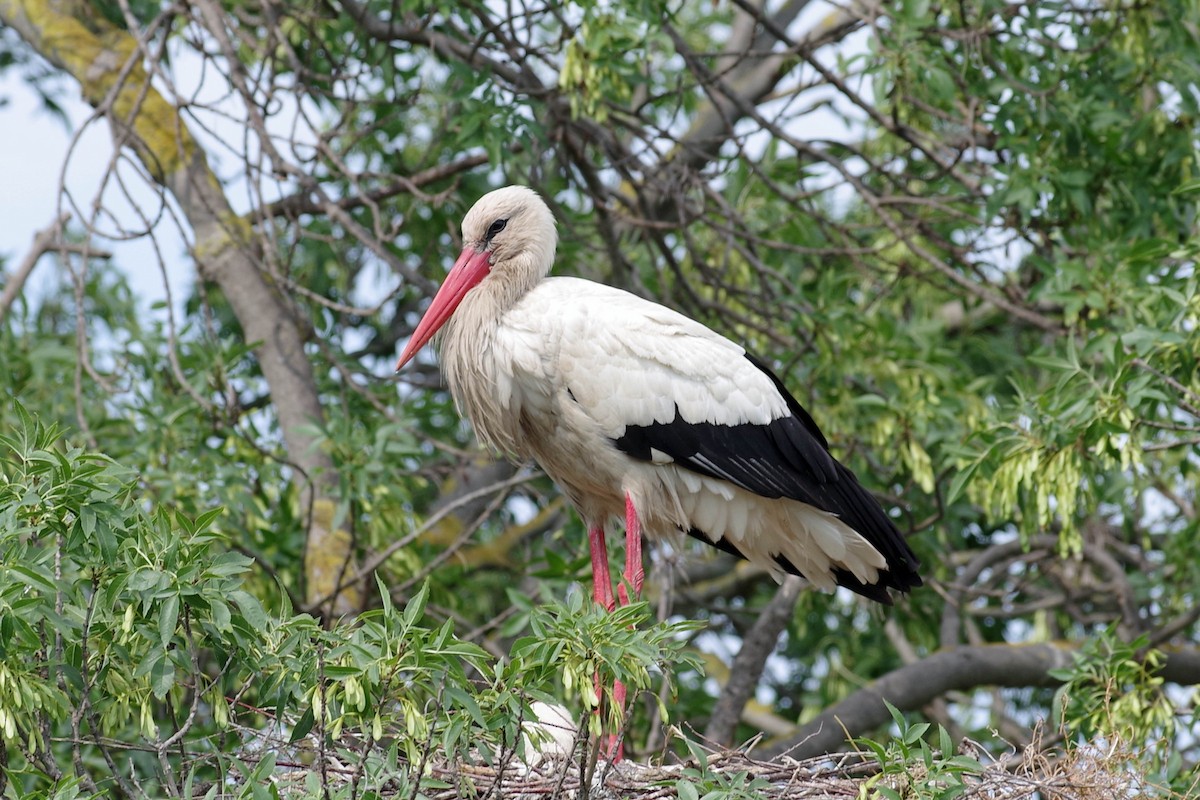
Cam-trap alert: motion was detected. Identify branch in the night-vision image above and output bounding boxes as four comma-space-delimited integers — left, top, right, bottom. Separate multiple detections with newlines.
1132, 357, 1200, 420
0, 212, 68, 324
335, 0, 532, 89
668, 34, 1065, 335
756, 642, 1200, 760
704, 576, 803, 745
629, 5, 860, 227
305, 470, 542, 611
258, 152, 490, 221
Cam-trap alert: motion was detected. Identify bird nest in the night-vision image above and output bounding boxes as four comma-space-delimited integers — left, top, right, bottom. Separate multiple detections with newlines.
231, 724, 1168, 800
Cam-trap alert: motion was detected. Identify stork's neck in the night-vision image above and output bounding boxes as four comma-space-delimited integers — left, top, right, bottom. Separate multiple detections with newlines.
437, 254, 550, 457
442, 282, 505, 348
470, 248, 552, 319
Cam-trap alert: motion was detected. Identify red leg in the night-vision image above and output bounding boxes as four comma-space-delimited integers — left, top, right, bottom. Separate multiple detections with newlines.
588, 522, 624, 759
602, 495, 646, 760
603, 680, 627, 761
587, 524, 616, 612
618, 493, 644, 605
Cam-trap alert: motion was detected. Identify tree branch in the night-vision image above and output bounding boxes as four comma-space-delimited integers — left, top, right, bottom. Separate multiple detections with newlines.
334, 0, 533, 89
756, 642, 1200, 760
0, 212, 68, 324
704, 576, 803, 745
627, 4, 860, 228
258, 152, 490, 221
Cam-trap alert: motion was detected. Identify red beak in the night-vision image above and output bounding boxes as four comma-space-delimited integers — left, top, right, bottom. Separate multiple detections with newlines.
395, 247, 492, 371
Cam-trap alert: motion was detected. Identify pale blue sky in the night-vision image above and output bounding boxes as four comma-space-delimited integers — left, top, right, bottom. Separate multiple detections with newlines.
0, 68, 191, 311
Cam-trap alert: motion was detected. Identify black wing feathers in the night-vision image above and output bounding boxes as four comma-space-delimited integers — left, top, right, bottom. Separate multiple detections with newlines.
612, 353, 922, 598
687, 526, 749, 561
744, 353, 830, 450
615, 409, 836, 500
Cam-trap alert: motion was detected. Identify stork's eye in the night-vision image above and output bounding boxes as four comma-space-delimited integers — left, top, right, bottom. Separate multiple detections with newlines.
486, 218, 508, 241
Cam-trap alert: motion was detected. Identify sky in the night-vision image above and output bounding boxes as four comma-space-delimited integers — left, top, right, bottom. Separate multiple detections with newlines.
0, 68, 192, 312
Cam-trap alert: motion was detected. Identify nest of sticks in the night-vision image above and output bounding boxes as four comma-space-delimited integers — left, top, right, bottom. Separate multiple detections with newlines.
226, 720, 1170, 800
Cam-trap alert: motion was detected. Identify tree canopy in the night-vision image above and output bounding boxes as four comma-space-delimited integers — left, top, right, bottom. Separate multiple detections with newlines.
0, 0, 1198, 796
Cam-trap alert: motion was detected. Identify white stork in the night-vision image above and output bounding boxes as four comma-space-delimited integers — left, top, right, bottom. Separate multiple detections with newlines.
395, 185, 922, 749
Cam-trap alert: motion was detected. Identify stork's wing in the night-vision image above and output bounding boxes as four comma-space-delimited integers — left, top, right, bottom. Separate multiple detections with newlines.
610, 353, 921, 589
613, 353, 835, 499
524, 278, 920, 589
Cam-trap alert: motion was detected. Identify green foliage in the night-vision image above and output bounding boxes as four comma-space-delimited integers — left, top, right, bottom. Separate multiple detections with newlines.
0, 410, 483, 788
512, 589, 703, 738
1050, 627, 1176, 768
0, 403, 708, 792
3, 0, 1200, 788
0, 403, 257, 788
854, 704, 984, 800
559, 0, 677, 121
672, 737, 774, 800
858, 0, 1200, 552
946, 244, 1200, 552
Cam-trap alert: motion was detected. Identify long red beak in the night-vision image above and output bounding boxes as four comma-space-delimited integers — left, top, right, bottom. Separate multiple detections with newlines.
395, 247, 491, 371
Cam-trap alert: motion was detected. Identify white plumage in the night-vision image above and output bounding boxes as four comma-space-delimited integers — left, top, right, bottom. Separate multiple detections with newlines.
446, 277, 876, 587
396, 185, 921, 605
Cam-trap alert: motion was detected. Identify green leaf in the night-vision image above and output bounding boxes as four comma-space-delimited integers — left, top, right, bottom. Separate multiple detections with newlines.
1170, 178, 1200, 195
676, 781, 699, 800
903, 721, 931, 745
402, 581, 429, 628
289, 707, 316, 742
945, 755, 984, 771
939, 725, 953, 757
209, 598, 232, 631
322, 665, 361, 679
193, 506, 224, 531
150, 656, 176, 699
128, 569, 166, 592
884, 700, 906, 730
158, 593, 179, 646
7, 565, 57, 594
205, 551, 251, 577
944, 458, 983, 507
230, 590, 268, 630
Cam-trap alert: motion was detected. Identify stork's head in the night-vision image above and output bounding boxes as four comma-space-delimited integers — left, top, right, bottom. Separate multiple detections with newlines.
395, 186, 558, 371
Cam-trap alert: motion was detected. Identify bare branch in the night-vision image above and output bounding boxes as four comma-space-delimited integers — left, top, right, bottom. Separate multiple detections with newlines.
334, 0, 534, 89
0, 213, 71, 324
258, 153, 490, 221
704, 577, 803, 746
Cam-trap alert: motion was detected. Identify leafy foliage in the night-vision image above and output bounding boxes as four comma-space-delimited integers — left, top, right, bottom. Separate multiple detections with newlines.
854, 703, 984, 800
514, 591, 702, 737
0, 404, 692, 794
1050, 626, 1178, 780
1, 0, 1199, 794
673, 737, 776, 800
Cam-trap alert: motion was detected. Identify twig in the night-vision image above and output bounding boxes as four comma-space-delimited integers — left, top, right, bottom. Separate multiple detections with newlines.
0, 212, 69, 324
302, 470, 540, 613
